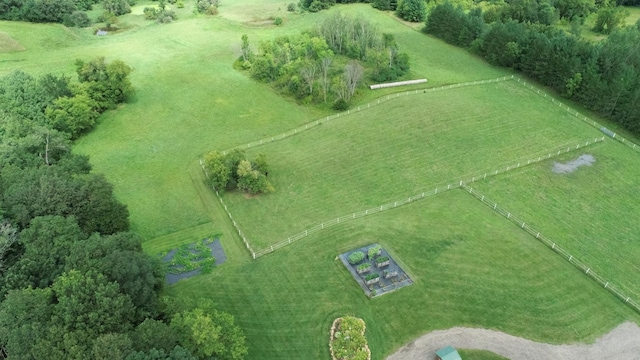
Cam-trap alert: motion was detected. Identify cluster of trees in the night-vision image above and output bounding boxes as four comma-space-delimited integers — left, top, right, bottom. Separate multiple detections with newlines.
239, 14, 409, 108
0, 57, 132, 141
196, 0, 220, 15
0, 60, 248, 359
204, 150, 273, 194
143, 0, 179, 23
0, 0, 135, 27
425, 2, 640, 134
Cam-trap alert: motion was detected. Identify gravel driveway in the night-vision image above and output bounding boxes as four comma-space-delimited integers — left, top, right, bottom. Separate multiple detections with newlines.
386, 322, 640, 360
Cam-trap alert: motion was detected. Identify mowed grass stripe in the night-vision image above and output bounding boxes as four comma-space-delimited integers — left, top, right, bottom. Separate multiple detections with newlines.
473, 140, 640, 300
168, 190, 639, 360
223, 80, 603, 249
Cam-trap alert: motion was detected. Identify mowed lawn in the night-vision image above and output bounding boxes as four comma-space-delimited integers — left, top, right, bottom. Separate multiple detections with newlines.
169, 190, 639, 360
472, 140, 640, 300
223, 80, 604, 250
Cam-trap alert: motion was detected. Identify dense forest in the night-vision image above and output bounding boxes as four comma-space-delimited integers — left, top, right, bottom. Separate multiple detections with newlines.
424, 1, 640, 135
0, 59, 247, 360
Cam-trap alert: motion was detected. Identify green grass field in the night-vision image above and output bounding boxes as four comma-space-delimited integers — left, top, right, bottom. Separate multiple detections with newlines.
224, 80, 604, 250
168, 190, 639, 359
2, 2, 640, 359
473, 140, 640, 300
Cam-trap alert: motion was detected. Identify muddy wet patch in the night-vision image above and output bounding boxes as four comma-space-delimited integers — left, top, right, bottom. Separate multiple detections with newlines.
552, 154, 595, 174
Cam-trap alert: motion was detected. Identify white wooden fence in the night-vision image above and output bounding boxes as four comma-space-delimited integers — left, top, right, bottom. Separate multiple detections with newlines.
462, 184, 640, 315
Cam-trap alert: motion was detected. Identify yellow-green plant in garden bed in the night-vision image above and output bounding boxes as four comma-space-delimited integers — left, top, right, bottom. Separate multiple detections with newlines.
329, 316, 370, 360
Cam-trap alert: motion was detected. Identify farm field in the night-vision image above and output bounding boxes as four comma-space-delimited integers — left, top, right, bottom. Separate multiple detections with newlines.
472, 140, 640, 300
223, 79, 604, 250
168, 190, 639, 359
2, 1, 640, 360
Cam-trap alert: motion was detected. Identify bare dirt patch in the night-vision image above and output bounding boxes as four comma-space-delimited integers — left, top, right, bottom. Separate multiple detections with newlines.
552, 154, 595, 174
386, 322, 640, 360
0, 32, 26, 52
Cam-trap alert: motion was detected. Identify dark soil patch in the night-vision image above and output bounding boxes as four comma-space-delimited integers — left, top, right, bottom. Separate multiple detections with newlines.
162, 238, 227, 285
339, 244, 413, 298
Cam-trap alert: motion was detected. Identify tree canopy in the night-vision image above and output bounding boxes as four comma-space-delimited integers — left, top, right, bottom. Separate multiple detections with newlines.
0, 60, 247, 360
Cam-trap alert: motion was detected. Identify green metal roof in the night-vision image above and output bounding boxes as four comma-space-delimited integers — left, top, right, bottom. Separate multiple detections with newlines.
435, 346, 462, 360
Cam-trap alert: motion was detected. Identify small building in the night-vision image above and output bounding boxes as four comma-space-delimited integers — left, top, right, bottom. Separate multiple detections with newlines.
435, 345, 461, 360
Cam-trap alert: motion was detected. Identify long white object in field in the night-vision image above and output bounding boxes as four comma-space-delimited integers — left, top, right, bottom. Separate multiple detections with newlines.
370, 79, 427, 90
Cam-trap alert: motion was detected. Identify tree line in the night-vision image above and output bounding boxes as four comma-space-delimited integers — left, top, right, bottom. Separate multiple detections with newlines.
238, 13, 410, 109
0, 59, 248, 359
0, 0, 134, 27
425, 1, 640, 135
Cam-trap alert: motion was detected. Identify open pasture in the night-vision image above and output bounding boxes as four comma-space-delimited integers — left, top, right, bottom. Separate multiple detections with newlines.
223, 80, 603, 250
0, 3, 511, 241
168, 190, 639, 360
472, 140, 640, 300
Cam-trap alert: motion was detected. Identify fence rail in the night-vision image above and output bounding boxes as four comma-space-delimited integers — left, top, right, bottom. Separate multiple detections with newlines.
462, 184, 640, 315
512, 77, 640, 154
221, 76, 512, 155
252, 138, 604, 258
200, 160, 256, 258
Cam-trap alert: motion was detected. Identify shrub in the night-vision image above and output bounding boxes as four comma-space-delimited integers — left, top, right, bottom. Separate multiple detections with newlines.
177, 0, 184, 8
143, 7, 158, 19
287, 2, 296, 11
395, 0, 425, 22
308, 0, 324, 12
333, 98, 349, 111
348, 251, 365, 264
330, 317, 369, 360
368, 245, 381, 259
274, 17, 283, 25
157, 10, 178, 23
375, 256, 389, 264
63, 11, 92, 27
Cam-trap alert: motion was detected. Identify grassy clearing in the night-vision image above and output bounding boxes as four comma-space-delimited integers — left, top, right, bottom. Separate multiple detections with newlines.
168, 190, 639, 360
472, 140, 640, 300
223, 80, 603, 250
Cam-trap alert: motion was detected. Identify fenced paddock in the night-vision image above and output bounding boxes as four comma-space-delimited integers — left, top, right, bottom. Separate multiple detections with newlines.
462, 184, 640, 315
469, 141, 640, 302
215, 79, 605, 251
251, 138, 605, 258
369, 79, 427, 90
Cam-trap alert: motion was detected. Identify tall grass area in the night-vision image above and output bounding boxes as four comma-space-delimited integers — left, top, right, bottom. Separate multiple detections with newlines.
168, 190, 639, 360
223, 80, 603, 250
473, 140, 640, 300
